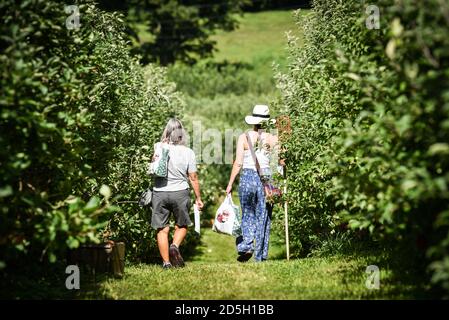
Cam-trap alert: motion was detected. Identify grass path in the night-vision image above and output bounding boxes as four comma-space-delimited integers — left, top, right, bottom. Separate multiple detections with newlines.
89, 229, 420, 300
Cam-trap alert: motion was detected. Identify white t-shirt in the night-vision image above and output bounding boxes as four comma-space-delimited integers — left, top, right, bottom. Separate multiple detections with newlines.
153, 144, 197, 192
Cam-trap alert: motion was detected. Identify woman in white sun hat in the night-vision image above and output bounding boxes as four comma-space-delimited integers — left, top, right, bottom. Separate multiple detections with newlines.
226, 104, 280, 262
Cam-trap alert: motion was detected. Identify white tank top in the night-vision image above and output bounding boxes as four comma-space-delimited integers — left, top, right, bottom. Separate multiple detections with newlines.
242, 132, 271, 170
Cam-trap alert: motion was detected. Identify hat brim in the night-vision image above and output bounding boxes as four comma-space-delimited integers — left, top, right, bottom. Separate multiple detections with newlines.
245, 115, 269, 125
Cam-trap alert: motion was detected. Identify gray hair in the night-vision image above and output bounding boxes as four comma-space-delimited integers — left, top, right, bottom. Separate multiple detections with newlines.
161, 118, 187, 145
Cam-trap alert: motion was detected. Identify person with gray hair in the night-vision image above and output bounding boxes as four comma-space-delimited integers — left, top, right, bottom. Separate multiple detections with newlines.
151, 118, 203, 269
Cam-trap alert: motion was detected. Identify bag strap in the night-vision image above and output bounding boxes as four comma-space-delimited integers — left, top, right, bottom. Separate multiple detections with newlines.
226, 193, 234, 205
245, 131, 262, 177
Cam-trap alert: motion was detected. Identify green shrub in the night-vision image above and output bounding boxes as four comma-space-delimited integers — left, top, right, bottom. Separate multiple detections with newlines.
278, 0, 449, 294
0, 0, 186, 278
275, 1, 364, 255
167, 61, 276, 98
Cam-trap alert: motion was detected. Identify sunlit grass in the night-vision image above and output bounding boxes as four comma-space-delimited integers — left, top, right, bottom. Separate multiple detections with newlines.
211, 10, 306, 68
85, 229, 427, 300
92, 256, 421, 300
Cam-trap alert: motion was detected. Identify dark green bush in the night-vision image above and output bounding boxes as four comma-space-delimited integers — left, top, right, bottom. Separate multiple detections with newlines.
0, 0, 186, 278
278, 0, 449, 294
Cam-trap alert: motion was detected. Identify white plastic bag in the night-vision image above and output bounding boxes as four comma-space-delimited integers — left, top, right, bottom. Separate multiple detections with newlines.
194, 203, 201, 235
212, 194, 242, 237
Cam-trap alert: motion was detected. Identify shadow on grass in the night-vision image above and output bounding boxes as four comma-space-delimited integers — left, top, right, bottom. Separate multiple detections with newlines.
1, 261, 83, 300
313, 241, 434, 299
338, 249, 433, 299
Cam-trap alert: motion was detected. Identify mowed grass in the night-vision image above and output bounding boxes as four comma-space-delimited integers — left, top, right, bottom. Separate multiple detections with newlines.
211, 10, 305, 66
92, 257, 418, 300
87, 229, 425, 300
188, 225, 285, 263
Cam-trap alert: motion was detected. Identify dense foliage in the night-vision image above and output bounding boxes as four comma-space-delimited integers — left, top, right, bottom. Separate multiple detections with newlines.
167, 61, 274, 98
0, 0, 186, 282
278, 0, 449, 294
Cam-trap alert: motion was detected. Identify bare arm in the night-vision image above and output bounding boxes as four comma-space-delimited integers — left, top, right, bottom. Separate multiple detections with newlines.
226, 134, 245, 194
188, 172, 204, 209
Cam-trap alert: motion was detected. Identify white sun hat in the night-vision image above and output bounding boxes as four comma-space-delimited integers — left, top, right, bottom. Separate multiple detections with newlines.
245, 104, 270, 125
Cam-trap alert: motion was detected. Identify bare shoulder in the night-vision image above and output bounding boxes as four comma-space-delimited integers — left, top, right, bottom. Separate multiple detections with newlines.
238, 133, 247, 142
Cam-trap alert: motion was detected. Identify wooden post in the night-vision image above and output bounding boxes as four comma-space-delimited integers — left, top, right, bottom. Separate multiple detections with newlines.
276, 115, 291, 261
284, 185, 289, 260
67, 241, 125, 279
284, 167, 289, 261
111, 242, 125, 278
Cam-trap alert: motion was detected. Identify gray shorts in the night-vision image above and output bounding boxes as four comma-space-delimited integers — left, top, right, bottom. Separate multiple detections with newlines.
151, 189, 192, 229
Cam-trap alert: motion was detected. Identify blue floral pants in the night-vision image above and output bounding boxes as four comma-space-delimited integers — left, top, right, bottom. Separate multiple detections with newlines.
236, 169, 273, 261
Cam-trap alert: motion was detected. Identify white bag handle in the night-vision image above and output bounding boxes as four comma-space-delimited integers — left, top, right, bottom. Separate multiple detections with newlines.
226, 194, 234, 206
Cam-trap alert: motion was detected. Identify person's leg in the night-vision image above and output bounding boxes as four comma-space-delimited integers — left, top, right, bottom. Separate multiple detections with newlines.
254, 181, 268, 262
237, 170, 257, 254
171, 189, 191, 248
173, 225, 187, 247
157, 226, 170, 263
169, 224, 187, 267
261, 203, 273, 261
170, 189, 191, 267
151, 191, 171, 266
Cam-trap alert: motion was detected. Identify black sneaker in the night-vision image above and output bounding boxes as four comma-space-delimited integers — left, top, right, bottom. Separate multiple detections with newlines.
237, 251, 253, 262
162, 262, 172, 270
169, 244, 185, 268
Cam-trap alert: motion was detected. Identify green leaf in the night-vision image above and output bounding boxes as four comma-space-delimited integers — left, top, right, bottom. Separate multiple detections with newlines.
65, 196, 79, 204
0, 185, 13, 198
48, 253, 57, 263
391, 18, 404, 37
99, 185, 111, 200
428, 143, 449, 156
348, 219, 361, 229
85, 196, 100, 212
67, 237, 80, 249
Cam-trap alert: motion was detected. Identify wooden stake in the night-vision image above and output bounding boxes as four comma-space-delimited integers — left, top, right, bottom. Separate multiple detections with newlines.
284, 177, 289, 261
276, 115, 291, 261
